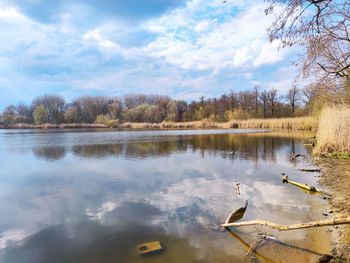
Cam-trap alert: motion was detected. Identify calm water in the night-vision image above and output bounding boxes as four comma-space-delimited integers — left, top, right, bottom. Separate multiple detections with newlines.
0, 129, 331, 263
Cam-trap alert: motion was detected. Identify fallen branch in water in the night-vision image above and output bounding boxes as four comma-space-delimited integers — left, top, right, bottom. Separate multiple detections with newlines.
298, 168, 321, 172
281, 174, 332, 197
291, 154, 305, 160
221, 216, 350, 230
303, 143, 314, 147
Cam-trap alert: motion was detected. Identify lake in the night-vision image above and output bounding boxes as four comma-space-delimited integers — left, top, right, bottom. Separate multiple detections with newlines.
0, 129, 331, 263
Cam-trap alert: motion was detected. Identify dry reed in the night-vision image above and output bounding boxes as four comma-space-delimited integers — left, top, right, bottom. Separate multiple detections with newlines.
232, 117, 318, 131
7, 123, 109, 129
2, 117, 317, 131
314, 106, 350, 155
118, 117, 316, 130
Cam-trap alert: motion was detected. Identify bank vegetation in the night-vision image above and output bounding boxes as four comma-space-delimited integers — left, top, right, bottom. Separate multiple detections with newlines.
314, 106, 350, 157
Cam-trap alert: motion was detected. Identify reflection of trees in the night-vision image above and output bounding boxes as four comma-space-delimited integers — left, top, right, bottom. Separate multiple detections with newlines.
190, 134, 287, 163
32, 147, 66, 161
125, 138, 188, 159
68, 134, 301, 163
72, 144, 123, 158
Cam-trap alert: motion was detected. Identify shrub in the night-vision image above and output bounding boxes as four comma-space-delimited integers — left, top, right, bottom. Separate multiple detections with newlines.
33, 105, 48, 125
95, 115, 109, 125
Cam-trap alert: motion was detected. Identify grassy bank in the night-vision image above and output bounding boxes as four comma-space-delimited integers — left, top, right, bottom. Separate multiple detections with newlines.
2, 117, 318, 130
120, 120, 232, 129
5, 123, 110, 129
121, 117, 317, 130
231, 117, 317, 131
314, 106, 350, 157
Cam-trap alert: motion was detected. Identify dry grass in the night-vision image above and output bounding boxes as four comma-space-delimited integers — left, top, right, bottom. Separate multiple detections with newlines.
2, 117, 317, 131
119, 118, 316, 130
7, 123, 109, 129
120, 120, 229, 129
231, 117, 318, 131
245, 130, 316, 139
314, 106, 350, 155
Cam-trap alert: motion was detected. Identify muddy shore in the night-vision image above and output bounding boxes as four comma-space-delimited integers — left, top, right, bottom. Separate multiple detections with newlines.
315, 157, 350, 260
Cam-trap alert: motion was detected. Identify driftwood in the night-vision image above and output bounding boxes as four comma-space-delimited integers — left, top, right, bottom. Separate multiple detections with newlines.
281, 175, 331, 197
282, 175, 318, 192
298, 168, 321, 172
222, 216, 350, 230
291, 154, 305, 160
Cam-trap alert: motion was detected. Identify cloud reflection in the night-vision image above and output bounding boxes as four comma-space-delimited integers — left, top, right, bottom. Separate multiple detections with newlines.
0, 130, 329, 262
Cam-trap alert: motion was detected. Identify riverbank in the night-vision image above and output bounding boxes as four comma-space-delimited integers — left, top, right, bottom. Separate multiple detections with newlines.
315, 157, 350, 260
1, 116, 318, 131
314, 106, 350, 157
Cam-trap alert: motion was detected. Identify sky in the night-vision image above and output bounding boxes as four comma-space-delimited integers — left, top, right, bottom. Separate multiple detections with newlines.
0, 0, 300, 110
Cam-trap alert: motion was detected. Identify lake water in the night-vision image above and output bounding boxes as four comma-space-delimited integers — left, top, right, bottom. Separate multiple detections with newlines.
0, 129, 331, 263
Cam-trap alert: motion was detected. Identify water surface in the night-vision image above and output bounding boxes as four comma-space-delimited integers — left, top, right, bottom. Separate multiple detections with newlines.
0, 129, 330, 262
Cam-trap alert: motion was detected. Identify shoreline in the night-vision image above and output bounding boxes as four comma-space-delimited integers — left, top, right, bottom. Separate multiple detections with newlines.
0, 117, 317, 131
315, 157, 350, 259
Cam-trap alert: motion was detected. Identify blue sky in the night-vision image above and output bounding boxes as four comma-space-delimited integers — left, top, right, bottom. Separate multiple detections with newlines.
0, 0, 299, 110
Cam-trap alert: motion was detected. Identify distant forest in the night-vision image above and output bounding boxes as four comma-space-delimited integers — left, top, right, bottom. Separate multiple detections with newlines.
0, 85, 339, 125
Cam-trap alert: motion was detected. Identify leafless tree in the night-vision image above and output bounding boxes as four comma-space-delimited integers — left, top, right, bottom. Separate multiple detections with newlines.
31, 95, 65, 124
286, 86, 299, 115
259, 90, 269, 118
266, 0, 350, 83
268, 89, 278, 117
253, 85, 260, 117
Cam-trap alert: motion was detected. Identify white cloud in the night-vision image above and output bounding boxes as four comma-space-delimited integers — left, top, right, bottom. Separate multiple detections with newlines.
141, 1, 291, 73
0, 0, 299, 108
243, 72, 253, 80
253, 40, 284, 67
83, 29, 121, 50
0, 5, 22, 19
0, 229, 29, 249
194, 20, 210, 32
86, 201, 118, 221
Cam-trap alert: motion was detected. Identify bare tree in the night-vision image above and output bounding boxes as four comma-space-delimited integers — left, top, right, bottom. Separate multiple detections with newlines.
286, 86, 299, 115
229, 90, 237, 111
2, 105, 16, 125
72, 96, 108, 123
302, 85, 316, 104
266, 0, 350, 83
31, 95, 65, 124
199, 96, 205, 109
253, 85, 260, 117
16, 103, 32, 123
176, 101, 187, 122
268, 88, 278, 117
259, 90, 269, 118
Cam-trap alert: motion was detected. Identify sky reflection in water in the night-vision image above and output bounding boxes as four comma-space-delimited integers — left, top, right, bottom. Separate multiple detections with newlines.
0, 129, 330, 263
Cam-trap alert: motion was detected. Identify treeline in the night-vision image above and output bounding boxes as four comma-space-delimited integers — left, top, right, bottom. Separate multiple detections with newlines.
0, 86, 332, 126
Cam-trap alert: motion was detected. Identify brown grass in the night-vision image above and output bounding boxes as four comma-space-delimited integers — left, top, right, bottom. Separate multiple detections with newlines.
7, 123, 109, 129
314, 106, 350, 155
119, 120, 219, 129
2, 117, 317, 131
231, 117, 318, 131
119, 120, 234, 129
118, 117, 316, 130
245, 130, 316, 139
